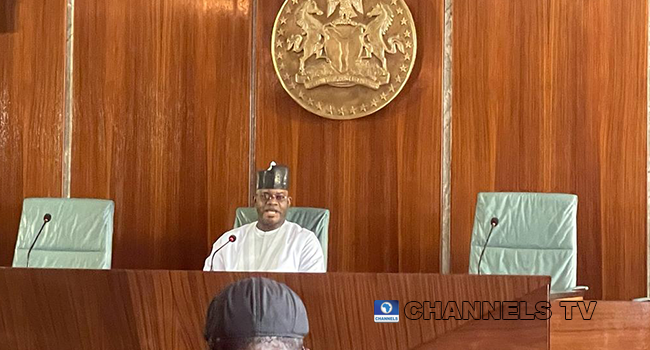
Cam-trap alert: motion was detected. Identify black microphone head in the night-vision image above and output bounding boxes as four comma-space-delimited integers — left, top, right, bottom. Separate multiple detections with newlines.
490, 217, 499, 226
228, 235, 237, 242
43, 213, 52, 222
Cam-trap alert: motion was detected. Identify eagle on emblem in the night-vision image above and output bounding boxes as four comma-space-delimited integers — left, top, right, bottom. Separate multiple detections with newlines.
327, 0, 364, 20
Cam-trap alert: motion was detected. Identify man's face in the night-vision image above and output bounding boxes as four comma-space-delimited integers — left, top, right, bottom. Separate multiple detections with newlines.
254, 189, 291, 230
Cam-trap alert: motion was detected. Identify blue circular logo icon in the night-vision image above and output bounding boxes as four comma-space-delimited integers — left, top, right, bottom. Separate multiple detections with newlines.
381, 302, 393, 314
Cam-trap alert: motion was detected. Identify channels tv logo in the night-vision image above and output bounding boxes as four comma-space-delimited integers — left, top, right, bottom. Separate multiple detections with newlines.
374, 300, 399, 323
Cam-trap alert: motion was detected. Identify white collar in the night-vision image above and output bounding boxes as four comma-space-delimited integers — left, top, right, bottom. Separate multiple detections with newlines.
253, 220, 286, 236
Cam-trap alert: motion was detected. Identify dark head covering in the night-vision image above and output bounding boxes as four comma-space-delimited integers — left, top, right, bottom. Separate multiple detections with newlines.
204, 277, 309, 342
257, 161, 289, 190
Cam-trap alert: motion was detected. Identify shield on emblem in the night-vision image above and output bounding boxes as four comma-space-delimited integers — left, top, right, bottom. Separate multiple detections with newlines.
323, 23, 365, 79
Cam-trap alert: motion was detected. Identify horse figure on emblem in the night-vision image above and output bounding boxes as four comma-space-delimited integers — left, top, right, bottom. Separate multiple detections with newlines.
365, 3, 404, 71
287, 0, 325, 73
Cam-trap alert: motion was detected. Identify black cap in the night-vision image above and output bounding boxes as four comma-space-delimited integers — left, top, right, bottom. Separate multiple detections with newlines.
257, 161, 289, 190
204, 277, 309, 342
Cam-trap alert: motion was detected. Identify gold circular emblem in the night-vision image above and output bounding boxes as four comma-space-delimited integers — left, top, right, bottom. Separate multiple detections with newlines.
272, 0, 417, 120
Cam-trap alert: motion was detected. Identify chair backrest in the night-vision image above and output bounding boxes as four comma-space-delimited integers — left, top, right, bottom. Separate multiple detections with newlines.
468, 192, 578, 293
234, 207, 330, 268
13, 198, 115, 269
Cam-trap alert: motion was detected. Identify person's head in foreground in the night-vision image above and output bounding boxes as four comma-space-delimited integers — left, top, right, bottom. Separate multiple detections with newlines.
204, 277, 309, 350
255, 162, 292, 232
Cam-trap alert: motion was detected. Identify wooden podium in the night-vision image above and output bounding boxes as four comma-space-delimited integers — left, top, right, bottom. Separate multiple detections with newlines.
0, 269, 549, 349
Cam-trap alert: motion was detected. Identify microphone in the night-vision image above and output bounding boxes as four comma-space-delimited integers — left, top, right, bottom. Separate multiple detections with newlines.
477, 217, 499, 275
26, 213, 52, 268
209, 235, 237, 271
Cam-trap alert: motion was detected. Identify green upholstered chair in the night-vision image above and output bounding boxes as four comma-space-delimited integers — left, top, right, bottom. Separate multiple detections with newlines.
234, 207, 330, 269
12, 198, 115, 269
469, 192, 585, 295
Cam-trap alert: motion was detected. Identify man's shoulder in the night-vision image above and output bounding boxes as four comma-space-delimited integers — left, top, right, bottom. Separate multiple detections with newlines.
234, 221, 257, 231
284, 220, 315, 234
215, 222, 256, 243
284, 221, 319, 242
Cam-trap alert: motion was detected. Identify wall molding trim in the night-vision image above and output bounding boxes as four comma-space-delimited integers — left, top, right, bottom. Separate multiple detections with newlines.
440, 0, 453, 274
62, 0, 75, 198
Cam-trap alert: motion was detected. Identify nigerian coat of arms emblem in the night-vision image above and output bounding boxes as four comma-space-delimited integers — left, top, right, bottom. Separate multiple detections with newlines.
271, 0, 417, 120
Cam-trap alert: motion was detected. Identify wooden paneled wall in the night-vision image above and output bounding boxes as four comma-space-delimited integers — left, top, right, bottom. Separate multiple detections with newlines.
70, 0, 252, 269
452, 0, 648, 300
0, 0, 64, 266
0, 0, 648, 300
254, 0, 443, 272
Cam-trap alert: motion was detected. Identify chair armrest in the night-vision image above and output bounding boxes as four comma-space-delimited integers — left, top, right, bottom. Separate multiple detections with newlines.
550, 286, 589, 301
572, 285, 589, 292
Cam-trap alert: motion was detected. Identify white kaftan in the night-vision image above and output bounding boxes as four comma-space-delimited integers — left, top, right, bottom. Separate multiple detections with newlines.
203, 220, 325, 273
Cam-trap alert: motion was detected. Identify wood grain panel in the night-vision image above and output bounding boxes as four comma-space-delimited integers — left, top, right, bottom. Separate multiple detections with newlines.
0, 269, 549, 349
451, 0, 550, 274
415, 284, 549, 349
573, 0, 649, 301
551, 301, 650, 349
0, 0, 64, 266
71, 0, 251, 269
452, 0, 647, 300
254, 0, 443, 273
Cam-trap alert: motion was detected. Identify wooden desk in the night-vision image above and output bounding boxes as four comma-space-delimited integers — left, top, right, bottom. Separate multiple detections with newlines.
551, 301, 650, 349
0, 269, 549, 350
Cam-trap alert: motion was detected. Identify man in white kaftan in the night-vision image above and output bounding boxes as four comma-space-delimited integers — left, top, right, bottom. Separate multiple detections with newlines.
203, 162, 325, 273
